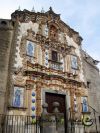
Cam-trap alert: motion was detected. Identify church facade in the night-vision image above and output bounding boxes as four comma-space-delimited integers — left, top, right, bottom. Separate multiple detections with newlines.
1, 7, 100, 132
5, 7, 88, 119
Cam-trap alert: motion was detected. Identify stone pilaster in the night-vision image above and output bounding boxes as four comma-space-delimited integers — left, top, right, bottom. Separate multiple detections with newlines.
36, 82, 42, 116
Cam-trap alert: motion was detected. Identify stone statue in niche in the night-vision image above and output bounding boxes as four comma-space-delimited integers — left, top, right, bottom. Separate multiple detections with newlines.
50, 25, 58, 40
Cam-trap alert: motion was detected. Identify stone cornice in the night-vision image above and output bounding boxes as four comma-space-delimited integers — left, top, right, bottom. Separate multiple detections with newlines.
24, 61, 83, 87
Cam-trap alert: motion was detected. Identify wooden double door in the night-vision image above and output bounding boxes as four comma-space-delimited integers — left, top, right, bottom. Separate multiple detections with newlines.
45, 92, 66, 114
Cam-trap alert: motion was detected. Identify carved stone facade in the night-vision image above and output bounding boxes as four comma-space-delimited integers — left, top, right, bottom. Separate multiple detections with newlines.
2, 7, 88, 121
0, 8, 90, 122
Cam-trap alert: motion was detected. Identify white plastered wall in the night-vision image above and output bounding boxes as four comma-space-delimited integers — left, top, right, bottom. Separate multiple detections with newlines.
66, 35, 84, 82
14, 21, 39, 68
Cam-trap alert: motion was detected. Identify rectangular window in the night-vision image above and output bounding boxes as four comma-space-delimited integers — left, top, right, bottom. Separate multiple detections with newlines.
12, 86, 24, 108
52, 50, 58, 61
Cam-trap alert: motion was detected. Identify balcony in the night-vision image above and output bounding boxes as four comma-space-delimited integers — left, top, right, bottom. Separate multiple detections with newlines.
49, 59, 63, 71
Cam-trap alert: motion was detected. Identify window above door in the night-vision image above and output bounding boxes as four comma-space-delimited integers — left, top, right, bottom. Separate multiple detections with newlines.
52, 50, 58, 62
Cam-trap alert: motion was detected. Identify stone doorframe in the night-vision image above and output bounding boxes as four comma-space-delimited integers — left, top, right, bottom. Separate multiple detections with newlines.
42, 89, 70, 133
42, 88, 70, 115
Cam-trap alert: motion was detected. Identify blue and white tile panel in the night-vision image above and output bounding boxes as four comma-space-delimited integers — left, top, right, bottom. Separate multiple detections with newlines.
45, 49, 49, 68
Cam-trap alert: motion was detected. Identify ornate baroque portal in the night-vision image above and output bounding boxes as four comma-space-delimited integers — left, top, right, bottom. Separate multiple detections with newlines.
7, 7, 88, 125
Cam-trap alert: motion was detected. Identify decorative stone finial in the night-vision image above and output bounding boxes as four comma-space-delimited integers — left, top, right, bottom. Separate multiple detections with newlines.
42, 103, 48, 114
49, 6, 53, 11
18, 6, 21, 11
53, 102, 60, 113
31, 6, 35, 12
41, 7, 45, 13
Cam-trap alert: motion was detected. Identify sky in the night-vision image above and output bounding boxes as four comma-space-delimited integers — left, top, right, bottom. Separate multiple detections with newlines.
0, 0, 100, 68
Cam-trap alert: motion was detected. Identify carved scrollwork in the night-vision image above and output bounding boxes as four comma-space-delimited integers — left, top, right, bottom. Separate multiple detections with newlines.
26, 83, 34, 90
13, 68, 26, 86
42, 40, 71, 56
24, 15, 31, 22
36, 34, 46, 43
27, 28, 36, 39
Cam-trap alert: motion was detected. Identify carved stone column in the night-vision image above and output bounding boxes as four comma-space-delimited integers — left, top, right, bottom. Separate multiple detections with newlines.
36, 82, 42, 116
